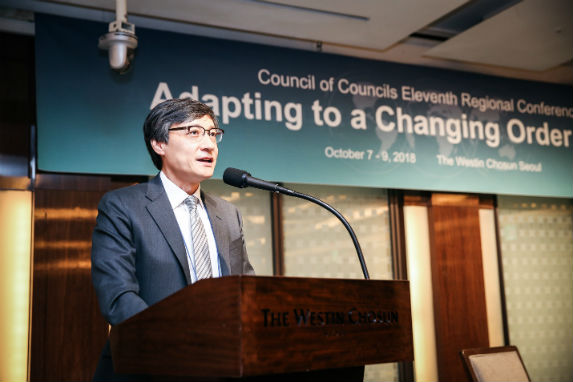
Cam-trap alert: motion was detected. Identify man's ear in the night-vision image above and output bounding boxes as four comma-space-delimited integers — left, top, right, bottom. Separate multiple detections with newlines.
150, 139, 166, 156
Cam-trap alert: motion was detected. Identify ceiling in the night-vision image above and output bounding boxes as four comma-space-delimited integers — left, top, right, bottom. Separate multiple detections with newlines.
1, 0, 572, 84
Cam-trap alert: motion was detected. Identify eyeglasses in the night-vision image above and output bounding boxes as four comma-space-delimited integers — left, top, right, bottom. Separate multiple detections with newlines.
168, 125, 225, 143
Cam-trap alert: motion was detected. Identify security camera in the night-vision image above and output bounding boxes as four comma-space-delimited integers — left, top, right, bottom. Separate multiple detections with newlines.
98, 20, 138, 74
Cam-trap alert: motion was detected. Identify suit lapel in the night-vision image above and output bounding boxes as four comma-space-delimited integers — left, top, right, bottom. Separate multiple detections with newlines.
202, 192, 231, 276
145, 176, 192, 284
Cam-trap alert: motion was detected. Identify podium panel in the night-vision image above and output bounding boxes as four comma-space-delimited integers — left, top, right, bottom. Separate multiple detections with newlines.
110, 276, 413, 378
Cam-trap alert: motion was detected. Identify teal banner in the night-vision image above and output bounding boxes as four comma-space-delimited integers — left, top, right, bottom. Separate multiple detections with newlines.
36, 14, 573, 197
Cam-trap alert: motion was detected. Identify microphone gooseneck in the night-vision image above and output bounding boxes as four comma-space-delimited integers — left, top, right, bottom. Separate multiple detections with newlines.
223, 167, 370, 280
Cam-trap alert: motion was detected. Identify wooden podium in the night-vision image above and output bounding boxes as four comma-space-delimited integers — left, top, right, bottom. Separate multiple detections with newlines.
110, 275, 413, 380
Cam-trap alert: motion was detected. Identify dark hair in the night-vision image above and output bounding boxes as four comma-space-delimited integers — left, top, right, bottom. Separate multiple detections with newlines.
143, 98, 218, 170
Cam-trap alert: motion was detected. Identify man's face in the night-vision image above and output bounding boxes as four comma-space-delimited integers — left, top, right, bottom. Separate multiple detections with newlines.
152, 115, 218, 189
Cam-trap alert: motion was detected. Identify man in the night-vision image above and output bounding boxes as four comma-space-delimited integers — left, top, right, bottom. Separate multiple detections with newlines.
91, 98, 254, 380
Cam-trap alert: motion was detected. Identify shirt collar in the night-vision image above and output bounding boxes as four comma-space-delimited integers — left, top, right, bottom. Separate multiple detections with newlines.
159, 171, 202, 209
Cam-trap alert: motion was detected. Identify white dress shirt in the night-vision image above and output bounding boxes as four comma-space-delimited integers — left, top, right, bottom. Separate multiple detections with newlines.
160, 171, 221, 283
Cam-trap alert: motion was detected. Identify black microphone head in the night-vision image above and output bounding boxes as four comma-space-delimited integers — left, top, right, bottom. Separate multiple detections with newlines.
223, 167, 251, 188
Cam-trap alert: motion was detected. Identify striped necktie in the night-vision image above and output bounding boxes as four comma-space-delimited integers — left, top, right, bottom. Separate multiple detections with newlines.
184, 196, 212, 280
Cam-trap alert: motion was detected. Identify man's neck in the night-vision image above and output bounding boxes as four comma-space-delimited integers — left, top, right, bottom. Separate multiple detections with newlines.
160, 170, 199, 195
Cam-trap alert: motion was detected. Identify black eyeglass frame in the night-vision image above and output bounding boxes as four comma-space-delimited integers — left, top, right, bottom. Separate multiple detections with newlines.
168, 125, 225, 143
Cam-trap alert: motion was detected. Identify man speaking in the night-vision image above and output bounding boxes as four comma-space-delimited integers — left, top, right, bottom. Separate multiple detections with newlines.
91, 98, 255, 380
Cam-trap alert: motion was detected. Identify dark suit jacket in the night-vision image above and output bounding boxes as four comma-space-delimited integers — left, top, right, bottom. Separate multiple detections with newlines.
91, 175, 254, 380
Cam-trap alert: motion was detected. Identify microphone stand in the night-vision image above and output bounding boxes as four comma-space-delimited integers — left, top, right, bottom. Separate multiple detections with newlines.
284, 189, 371, 280
222, 168, 370, 280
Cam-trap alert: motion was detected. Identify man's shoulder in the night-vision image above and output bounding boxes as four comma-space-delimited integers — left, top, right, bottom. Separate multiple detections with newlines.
99, 177, 160, 209
103, 181, 149, 200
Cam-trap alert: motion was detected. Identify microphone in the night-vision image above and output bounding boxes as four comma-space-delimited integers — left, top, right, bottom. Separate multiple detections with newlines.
223, 167, 370, 280
223, 167, 295, 195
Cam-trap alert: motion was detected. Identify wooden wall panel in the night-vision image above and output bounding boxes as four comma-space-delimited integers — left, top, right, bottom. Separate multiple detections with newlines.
30, 188, 109, 381
428, 194, 490, 382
